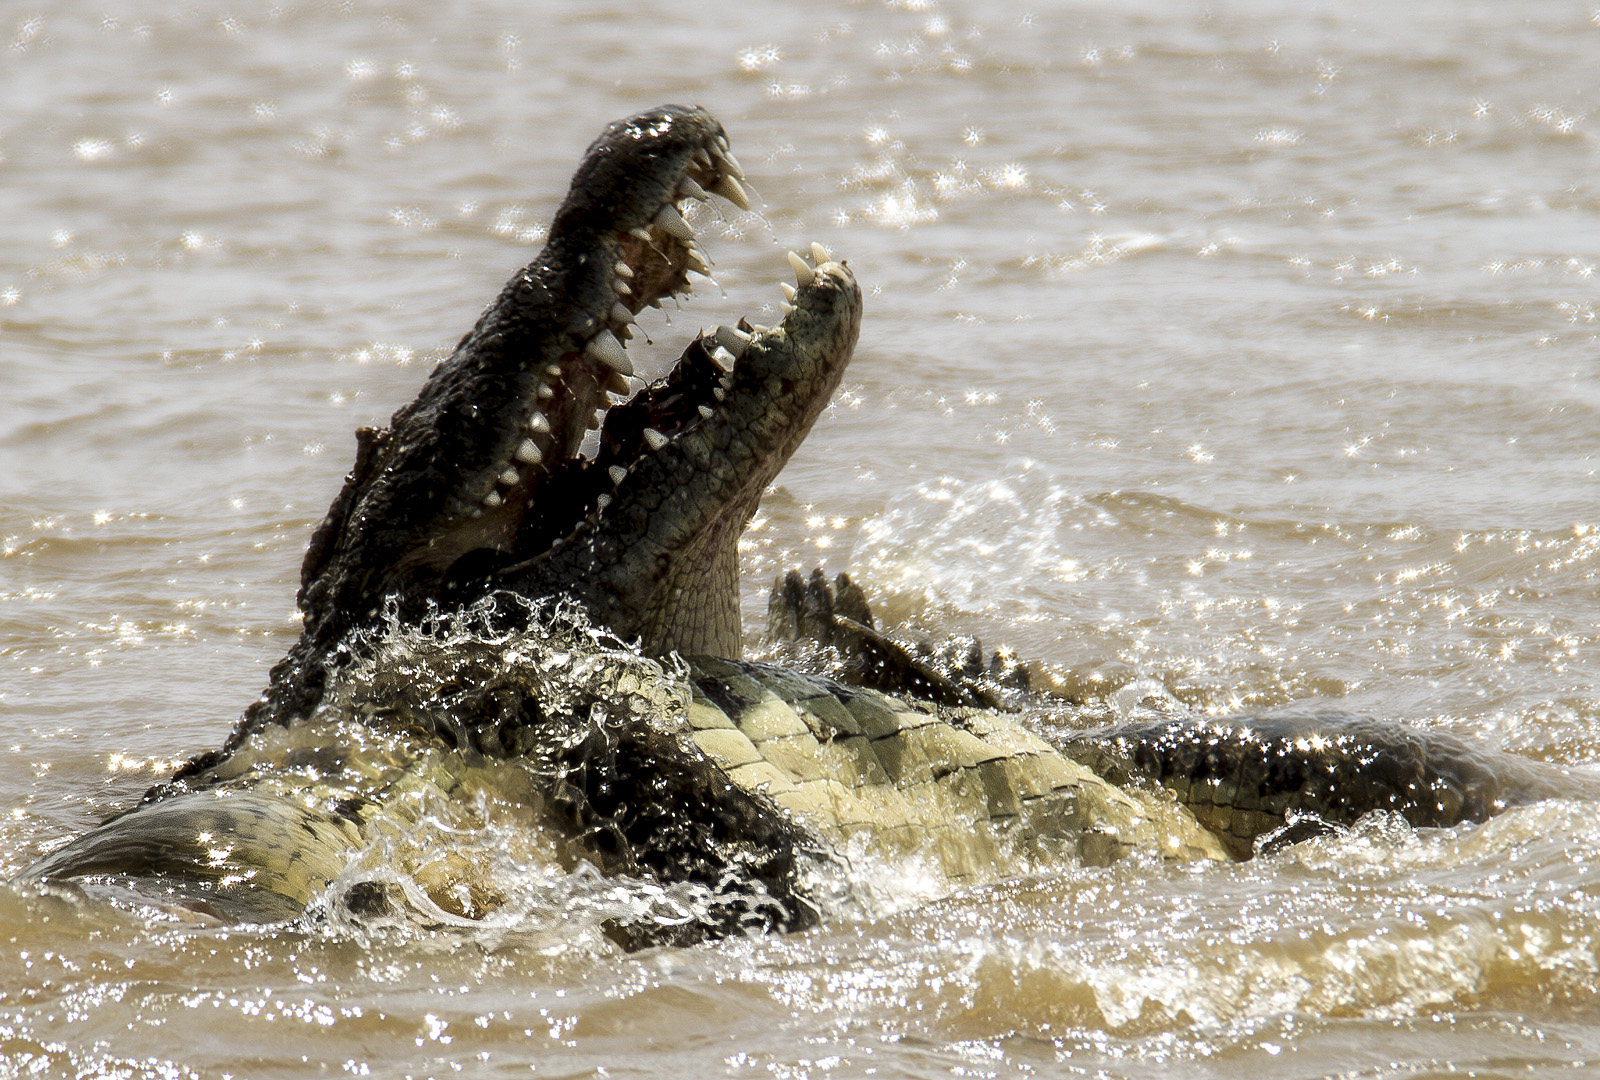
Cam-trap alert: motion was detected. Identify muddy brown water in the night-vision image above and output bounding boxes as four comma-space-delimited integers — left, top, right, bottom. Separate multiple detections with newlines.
3, 2, 1599, 1076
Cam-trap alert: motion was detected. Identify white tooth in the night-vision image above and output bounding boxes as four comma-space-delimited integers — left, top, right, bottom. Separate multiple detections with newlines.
715, 325, 752, 356
780, 282, 797, 302
604, 372, 630, 396
586, 329, 633, 374
544, 364, 562, 378
698, 405, 714, 420
615, 261, 634, 279
712, 387, 726, 402
642, 427, 669, 451
709, 346, 736, 373
714, 134, 730, 152
611, 302, 634, 324
714, 140, 743, 175
596, 494, 612, 509
615, 281, 632, 297
787, 251, 815, 287
711, 173, 750, 210
484, 490, 503, 508
515, 438, 543, 465
498, 467, 519, 486
654, 204, 694, 242
608, 465, 627, 485
810, 242, 830, 264
528, 413, 550, 435
679, 176, 709, 201
537, 385, 554, 400
630, 227, 653, 242
780, 302, 795, 315
693, 148, 714, 170
686, 245, 711, 273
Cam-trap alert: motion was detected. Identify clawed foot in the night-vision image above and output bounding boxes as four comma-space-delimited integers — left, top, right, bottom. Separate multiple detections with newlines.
764, 568, 1177, 713
763, 568, 1021, 709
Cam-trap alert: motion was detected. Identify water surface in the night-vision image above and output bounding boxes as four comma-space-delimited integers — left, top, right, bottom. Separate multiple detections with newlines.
3, 1, 1600, 1076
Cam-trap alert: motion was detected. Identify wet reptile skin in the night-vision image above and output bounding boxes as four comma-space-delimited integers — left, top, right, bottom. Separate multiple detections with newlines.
1059, 711, 1600, 859
18, 105, 1591, 943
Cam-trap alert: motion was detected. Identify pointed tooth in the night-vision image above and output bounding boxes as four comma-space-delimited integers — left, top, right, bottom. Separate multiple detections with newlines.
615, 281, 632, 297
515, 438, 543, 465
604, 372, 630, 396
537, 384, 554, 400
608, 465, 628, 486
709, 346, 736, 373
780, 302, 795, 315
596, 493, 612, 509
715, 325, 752, 356
693, 148, 714, 170
779, 282, 797, 302
642, 427, 669, 451
685, 245, 711, 273
615, 261, 634, 279
714, 141, 743, 177
711, 173, 750, 210
483, 490, 503, 508
787, 251, 815, 287
712, 387, 726, 402
679, 176, 709, 201
498, 467, 519, 486
611, 302, 634, 324
629, 226, 653, 242
543, 364, 561, 378
528, 413, 550, 435
652, 204, 694, 242
810, 242, 830, 264
586, 329, 633, 374
698, 404, 714, 420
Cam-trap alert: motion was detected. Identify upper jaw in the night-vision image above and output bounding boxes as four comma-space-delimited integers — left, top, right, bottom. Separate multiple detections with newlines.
466, 105, 753, 521
293, 106, 754, 649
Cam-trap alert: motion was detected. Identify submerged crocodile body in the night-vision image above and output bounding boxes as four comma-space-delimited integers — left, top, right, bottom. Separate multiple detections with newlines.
21, 106, 1593, 944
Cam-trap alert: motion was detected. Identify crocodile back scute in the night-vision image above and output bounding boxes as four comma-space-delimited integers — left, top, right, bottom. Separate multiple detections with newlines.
686, 658, 1229, 880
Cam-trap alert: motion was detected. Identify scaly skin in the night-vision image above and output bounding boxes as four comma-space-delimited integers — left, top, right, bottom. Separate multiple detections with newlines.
1056, 712, 1600, 859
19, 105, 1589, 942
768, 573, 1598, 861
233, 104, 752, 742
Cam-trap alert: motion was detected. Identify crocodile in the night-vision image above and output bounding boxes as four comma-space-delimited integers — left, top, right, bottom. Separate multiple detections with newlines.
20, 105, 1596, 945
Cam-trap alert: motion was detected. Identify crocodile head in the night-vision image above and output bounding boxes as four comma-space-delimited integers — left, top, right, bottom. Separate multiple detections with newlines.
257, 104, 860, 730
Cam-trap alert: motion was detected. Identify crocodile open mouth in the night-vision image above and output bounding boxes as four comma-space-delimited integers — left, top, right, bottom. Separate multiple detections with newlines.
443, 108, 757, 548
410, 108, 864, 659
502, 245, 855, 568
271, 104, 859, 736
